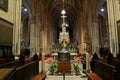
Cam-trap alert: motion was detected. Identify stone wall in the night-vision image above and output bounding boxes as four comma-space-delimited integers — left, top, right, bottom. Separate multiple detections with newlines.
0, 0, 15, 23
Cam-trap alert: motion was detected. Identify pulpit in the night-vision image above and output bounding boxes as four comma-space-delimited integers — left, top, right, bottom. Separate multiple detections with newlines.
57, 52, 71, 73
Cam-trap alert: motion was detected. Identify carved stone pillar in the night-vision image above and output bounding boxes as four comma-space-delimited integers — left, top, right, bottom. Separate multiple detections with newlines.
107, 0, 119, 57
39, 1, 46, 73
29, 15, 36, 57
13, 0, 22, 55
35, 3, 41, 54
87, 0, 99, 55
92, 22, 99, 54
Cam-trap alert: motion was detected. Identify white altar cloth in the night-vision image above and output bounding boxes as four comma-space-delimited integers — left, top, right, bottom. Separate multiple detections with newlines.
45, 75, 87, 80
51, 53, 78, 56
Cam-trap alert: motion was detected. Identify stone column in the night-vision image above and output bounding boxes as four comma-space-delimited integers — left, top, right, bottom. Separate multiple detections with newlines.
13, 0, 22, 55
77, 12, 81, 54
47, 18, 51, 54
49, 20, 54, 53
118, 0, 120, 19
29, 15, 36, 57
39, 1, 46, 73
35, 1, 41, 54
87, 0, 99, 55
35, 19, 40, 54
79, 0, 88, 54
106, 0, 119, 57
91, 15, 99, 54
40, 23, 48, 73
41, 25, 46, 73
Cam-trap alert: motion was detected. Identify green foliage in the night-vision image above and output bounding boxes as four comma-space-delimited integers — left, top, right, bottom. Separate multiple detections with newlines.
49, 62, 57, 75
73, 61, 80, 75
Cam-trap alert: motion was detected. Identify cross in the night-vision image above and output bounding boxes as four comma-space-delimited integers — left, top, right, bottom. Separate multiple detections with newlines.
61, 14, 67, 23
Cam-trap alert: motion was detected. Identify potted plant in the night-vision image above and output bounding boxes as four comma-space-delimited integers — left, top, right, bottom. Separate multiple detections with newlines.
48, 62, 56, 75
73, 61, 80, 75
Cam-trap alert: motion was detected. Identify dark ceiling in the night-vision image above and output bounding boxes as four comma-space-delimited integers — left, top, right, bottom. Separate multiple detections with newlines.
22, 0, 106, 27
22, 0, 106, 39
46, 0, 79, 27
44, 0, 82, 39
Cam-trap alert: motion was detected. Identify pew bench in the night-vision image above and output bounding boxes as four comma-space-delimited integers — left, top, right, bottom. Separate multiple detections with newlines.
86, 73, 103, 80
32, 74, 46, 80
15, 60, 39, 80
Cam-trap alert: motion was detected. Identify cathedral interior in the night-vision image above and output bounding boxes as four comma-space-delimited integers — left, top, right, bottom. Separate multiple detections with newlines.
0, 0, 120, 80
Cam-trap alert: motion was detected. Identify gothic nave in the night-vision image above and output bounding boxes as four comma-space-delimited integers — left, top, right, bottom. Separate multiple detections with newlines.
0, 0, 120, 80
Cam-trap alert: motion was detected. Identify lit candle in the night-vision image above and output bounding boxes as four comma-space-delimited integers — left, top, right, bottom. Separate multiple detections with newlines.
86, 52, 90, 72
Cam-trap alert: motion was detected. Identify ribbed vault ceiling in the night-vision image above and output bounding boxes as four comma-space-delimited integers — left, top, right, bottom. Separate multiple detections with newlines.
44, 0, 82, 39
22, 0, 105, 39
22, 0, 106, 28
46, 0, 80, 28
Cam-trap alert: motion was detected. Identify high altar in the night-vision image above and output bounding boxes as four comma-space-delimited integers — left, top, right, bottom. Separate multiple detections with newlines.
50, 10, 79, 73
51, 22, 78, 58
51, 19, 79, 73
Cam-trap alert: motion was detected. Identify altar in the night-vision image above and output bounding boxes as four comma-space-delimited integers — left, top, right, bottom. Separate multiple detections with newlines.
51, 52, 78, 60
51, 17, 79, 59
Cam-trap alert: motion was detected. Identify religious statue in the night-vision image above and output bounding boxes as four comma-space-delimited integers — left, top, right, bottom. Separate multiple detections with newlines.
61, 39, 68, 47
59, 22, 70, 48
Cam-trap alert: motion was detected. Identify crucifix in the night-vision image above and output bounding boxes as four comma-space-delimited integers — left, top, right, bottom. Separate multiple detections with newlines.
61, 14, 67, 27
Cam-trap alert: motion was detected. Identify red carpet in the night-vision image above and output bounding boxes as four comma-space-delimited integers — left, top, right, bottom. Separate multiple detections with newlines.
32, 74, 46, 80
39, 57, 53, 63
44, 57, 53, 63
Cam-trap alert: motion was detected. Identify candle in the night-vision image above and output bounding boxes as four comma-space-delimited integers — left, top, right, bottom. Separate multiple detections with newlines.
86, 52, 90, 72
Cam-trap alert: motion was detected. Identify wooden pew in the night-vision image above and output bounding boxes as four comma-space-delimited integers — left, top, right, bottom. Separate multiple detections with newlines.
15, 60, 39, 80
0, 59, 39, 80
0, 67, 16, 80
86, 73, 102, 80
110, 58, 120, 66
93, 60, 115, 80
0, 60, 23, 68
0, 58, 8, 64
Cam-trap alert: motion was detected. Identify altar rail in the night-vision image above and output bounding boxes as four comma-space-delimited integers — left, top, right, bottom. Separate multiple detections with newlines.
93, 60, 115, 80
